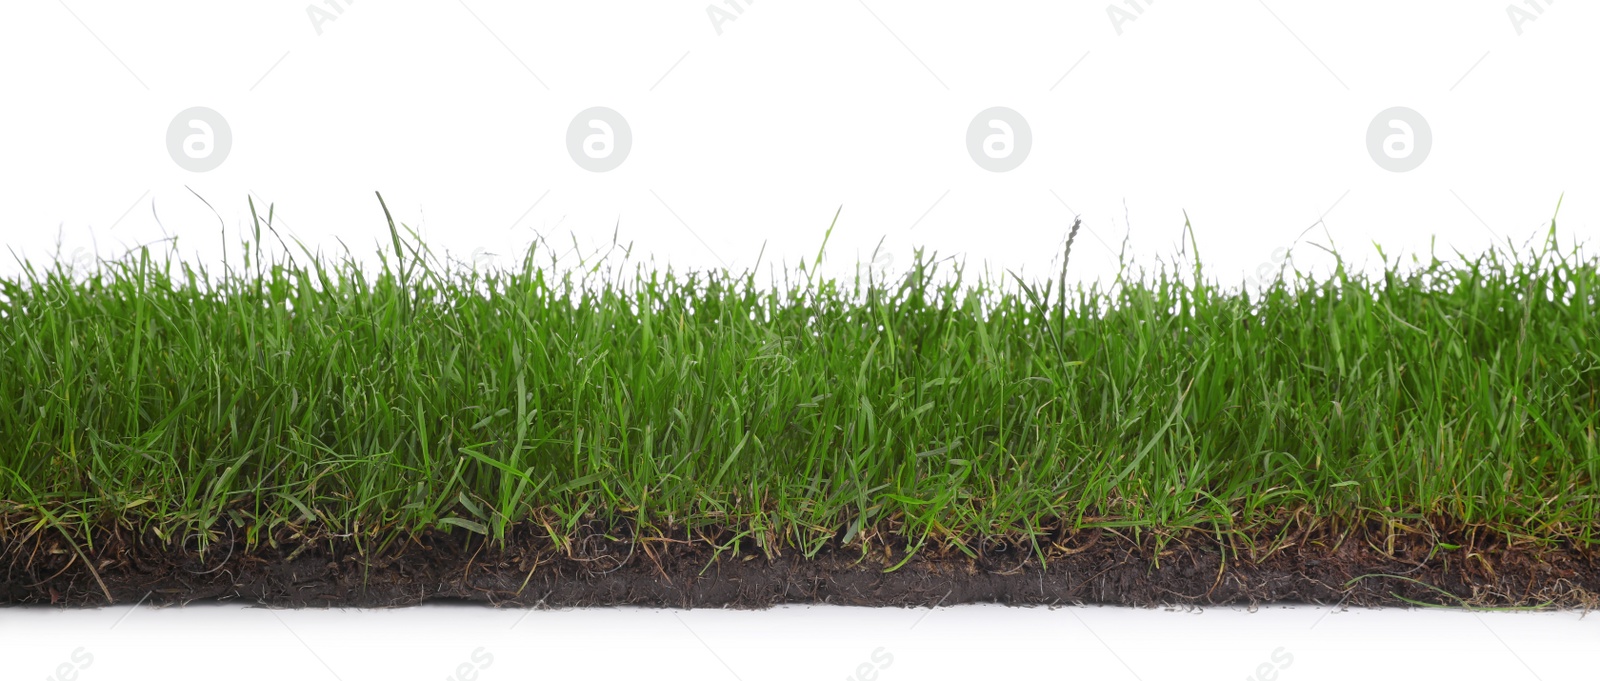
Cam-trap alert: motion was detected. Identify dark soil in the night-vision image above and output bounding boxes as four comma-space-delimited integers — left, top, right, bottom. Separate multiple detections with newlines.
4, 518, 1597, 609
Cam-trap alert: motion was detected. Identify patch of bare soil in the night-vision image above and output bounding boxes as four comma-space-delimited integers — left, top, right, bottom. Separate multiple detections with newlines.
4, 519, 1596, 609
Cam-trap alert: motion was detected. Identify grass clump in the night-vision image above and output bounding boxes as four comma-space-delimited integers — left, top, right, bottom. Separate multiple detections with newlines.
3, 197, 1598, 559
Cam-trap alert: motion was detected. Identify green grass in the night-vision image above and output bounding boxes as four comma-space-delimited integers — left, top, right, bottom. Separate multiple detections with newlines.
3, 197, 1598, 559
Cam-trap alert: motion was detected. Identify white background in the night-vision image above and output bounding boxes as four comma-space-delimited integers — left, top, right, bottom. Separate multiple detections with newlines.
1, 0, 1595, 286
2, 1, 1598, 679
3, 602, 1596, 681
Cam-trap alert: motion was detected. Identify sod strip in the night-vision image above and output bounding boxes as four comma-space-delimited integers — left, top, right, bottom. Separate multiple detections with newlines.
2, 206, 1598, 607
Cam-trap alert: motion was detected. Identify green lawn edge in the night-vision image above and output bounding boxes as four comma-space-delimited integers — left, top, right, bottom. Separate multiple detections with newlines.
3, 197, 1597, 559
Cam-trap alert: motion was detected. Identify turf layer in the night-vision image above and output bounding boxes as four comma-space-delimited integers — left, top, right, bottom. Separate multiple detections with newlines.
3, 201, 1598, 606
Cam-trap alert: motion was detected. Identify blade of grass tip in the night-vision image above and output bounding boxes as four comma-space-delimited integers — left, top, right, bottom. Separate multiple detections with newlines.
807, 205, 843, 287
375, 191, 410, 294
248, 195, 261, 244
1059, 216, 1079, 325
